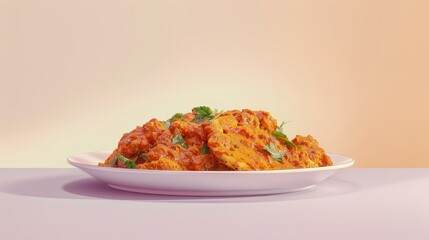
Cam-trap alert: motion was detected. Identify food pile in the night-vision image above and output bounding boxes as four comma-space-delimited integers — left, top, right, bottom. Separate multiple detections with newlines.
99, 107, 332, 171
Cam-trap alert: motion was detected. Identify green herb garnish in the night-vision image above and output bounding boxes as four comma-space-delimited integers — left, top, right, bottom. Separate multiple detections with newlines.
117, 154, 137, 168
169, 113, 184, 122
276, 121, 290, 132
172, 134, 188, 148
193, 106, 214, 121
200, 144, 210, 154
192, 106, 222, 123
139, 153, 148, 162
108, 154, 137, 168
271, 130, 296, 147
284, 140, 296, 147
263, 142, 284, 161
108, 155, 118, 167
271, 121, 296, 147
163, 113, 184, 129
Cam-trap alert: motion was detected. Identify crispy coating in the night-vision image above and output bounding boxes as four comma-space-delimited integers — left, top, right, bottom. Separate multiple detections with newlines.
100, 115, 229, 170
287, 135, 333, 168
137, 157, 183, 170
205, 110, 295, 170
99, 119, 167, 167
100, 108, 332, 171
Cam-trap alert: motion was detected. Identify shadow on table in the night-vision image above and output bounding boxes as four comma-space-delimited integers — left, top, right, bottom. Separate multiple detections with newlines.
3, 169, 429, 203
0, 172, 360, 203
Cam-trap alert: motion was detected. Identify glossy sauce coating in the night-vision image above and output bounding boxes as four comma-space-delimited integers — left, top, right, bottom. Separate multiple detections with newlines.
100, 108, 332, 170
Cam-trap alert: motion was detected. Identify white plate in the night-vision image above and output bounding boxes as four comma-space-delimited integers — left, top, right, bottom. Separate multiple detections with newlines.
68, 151, 354, 196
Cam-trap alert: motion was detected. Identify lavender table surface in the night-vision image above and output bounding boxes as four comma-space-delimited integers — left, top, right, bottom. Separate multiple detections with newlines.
0, 168, 428, 240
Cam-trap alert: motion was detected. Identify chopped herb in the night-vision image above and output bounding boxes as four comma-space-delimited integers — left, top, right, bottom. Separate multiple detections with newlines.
263, 142, 284, 161
284, 140, 296, 147
194, 106, 213, 117
172, 134, 188, 148
192, 106, 222, 123
271, 131, 296, 147
117, 154, 137, 168
163, 113, 184, 129
123, 160, 136, 168
108, 154, 137, 168
271, 130, 296, 146
169, 113, 184, 122
108, 155, 118, 167
271, 121, 297, 147
200, 145, 210, 154
162, 121, 170, 129
139, 153, 148, 161
276, 121, 290, 132
271, 130, 288, 139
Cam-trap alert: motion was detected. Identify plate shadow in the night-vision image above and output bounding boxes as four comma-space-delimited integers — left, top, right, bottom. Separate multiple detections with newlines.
0, 173, 360, 203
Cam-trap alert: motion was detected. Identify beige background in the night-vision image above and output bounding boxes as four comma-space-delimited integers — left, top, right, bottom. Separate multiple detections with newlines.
1, 0, 428, 167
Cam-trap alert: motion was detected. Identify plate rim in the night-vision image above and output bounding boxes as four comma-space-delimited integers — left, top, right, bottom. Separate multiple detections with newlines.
67, 150, 354, 174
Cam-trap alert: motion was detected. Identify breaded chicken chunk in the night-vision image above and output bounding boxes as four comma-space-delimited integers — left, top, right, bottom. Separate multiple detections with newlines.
205, 110, 295, 170
100, 107, 332, 171
205, 110, 332, 170
286, 135, 332, 168
100, 113, 228, 170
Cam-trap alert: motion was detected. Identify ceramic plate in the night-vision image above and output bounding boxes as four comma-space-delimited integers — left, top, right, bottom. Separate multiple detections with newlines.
68, 151, 354, 196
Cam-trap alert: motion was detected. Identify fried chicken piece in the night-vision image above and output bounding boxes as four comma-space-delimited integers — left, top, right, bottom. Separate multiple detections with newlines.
99, 119, 167, 167
205, 110, 333, 170
100, 115, 229, 170
166, 118, 228, 170
285, 135, 332, 168
100, 107, 332, 171
205, 110, 295, 170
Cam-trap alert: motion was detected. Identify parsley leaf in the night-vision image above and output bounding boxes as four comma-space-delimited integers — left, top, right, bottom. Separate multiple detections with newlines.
200, 144, 210, 154
284, 140, 296, 147
123, 161, 136, 168
271, 131, 296, 147
172, 134, 188, 148
163, 113, 184, 129
271, 121, 297, 147
271, 130, 288, 139
194, 106, 213, 118
192, 106, 222, 123
169, 113, 184, 122
263, 142, 284, 161
117, 154, 137, 168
